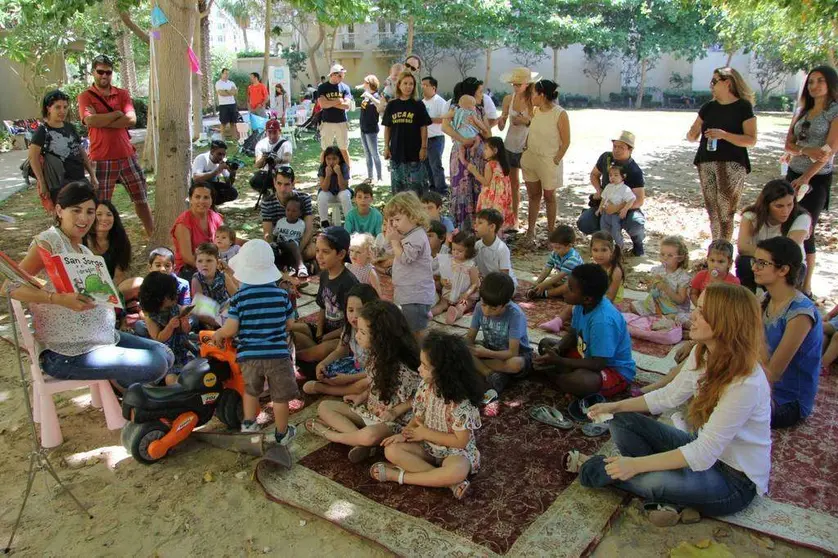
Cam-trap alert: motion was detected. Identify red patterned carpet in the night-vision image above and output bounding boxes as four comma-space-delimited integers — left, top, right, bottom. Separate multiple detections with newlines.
297, 378, 613, 555
768, 373, 838, 516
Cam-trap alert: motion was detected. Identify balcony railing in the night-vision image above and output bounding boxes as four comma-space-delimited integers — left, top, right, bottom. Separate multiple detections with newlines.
339, 33, 356, 50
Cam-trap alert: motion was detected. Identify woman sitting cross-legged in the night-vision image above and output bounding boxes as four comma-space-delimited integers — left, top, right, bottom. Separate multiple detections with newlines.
566, 283, 770, 527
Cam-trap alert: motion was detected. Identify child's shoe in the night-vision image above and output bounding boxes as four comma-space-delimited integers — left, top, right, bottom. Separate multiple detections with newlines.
275, 424, 297, 446
241, 420, 260, 433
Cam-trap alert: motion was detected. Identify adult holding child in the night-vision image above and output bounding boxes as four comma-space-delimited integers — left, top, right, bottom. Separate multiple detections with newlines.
783, 65, 838, 296
520, 79, 570, 245
382, 71, 432, 196
568, 283, 771, 526
8, 183, 173, 392
260, 166, 316, 270
686, 67, 757, 242
171, 183, 225, 281
577, 131, 647, 256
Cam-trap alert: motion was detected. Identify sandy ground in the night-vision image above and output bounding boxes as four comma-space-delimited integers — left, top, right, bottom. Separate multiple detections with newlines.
0, 109, 833, 557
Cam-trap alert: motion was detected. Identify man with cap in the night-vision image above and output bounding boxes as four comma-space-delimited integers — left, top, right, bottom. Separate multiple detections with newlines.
317, 64, 353, 170
577, 131, 647, 256
254, 119, 293, 169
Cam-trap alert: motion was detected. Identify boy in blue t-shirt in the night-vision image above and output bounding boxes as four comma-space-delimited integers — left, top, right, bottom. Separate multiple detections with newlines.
528, 225, 583, 299
422, 191, 455, 234
213, 239, 298, 446
466, 272, 532, 401
535, 263, 635, 398
344, 182, 383, 236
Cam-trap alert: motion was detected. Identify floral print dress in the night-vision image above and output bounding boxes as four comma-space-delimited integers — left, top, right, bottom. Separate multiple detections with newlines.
352, 362, 420, 432
476, 160, 515, 230
413, 380, 482, 472
449, 105, 486, 231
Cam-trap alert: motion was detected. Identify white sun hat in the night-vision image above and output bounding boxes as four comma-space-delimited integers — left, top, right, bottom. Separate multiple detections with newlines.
228, 239, 281, 285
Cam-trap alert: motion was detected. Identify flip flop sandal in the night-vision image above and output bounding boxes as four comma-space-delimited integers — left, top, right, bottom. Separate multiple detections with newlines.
563, 450, 583, 474
529, 405, 573, 430
568, 394, 607, 423
348, 445, 377, 464
369, 461, 404, 484
304, 418, 333, 438
645, 504, 701, 527
581, 422, 610, 437
450, 479, 470, 500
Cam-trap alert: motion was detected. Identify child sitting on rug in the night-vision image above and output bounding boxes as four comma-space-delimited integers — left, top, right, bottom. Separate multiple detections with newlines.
303, 284, 379, 396
467, 272, 532, 403
292, 227, 359, 374
191, 243, 239, 327
527, 225, 584, 300
464, 136, 515, 232
307, 300, 421, 463
385, 192, 436, 338
535, 264, 635, 398
689, 240, 740, 307
346, 232, 381, 295
212, 240, 297, 444
372, 331, 483, 500
421, 191, 455, 234
632, 235, 692, 329
474, 208, 517, 287
139, 271, 193, 382
431, 231, 480, 325
344, 182, 383, 237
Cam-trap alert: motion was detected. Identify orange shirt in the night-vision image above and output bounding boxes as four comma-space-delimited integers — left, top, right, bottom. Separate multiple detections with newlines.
248, 83, 269, 110
77, 86, 136, 161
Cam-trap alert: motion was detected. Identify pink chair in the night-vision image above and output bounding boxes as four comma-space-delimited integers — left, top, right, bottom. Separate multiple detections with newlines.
11, 299, 126, 448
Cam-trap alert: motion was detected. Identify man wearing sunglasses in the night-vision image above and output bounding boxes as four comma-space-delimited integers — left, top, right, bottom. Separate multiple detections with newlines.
77, 54, 153, 236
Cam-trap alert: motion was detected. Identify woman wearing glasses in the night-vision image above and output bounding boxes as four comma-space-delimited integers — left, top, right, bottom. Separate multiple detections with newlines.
687, 67, 757, 242
752, 236, 823, 429
783, 65, 838, 297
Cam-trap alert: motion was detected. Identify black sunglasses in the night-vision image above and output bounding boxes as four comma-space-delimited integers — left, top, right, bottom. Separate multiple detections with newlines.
405, 63, 417, 72
96, 69, 113, 76
710, 76, 728, 86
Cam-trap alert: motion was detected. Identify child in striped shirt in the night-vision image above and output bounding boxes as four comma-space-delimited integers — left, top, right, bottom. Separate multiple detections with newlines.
213, 239, 297, 446
527, 225, 584, 300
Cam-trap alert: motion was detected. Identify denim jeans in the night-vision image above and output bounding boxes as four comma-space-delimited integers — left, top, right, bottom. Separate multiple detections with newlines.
579, 413, 757, 517
771, 399, 801, 429
578, 207, 646, 255
425, 135, 447, 196
40, 332, 174, 389
360, 132, 382, 181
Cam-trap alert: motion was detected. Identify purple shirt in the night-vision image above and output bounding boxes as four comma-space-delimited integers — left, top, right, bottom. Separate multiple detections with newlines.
392, 225, 436, 306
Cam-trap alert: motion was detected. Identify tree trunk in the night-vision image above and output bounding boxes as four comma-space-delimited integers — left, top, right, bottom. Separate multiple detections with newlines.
484, 47, 492, 89
117, 25, 140, 97
598, 82, 603, 104
192, 11, 203, 140
327, 27, 337, 66
119, 9, 149, 44
240, 22, 249, 51
725, 50, 734, 67
405, 16, 415, 57
151, 0, 197, 248
142, 38, 157, 171
306, 23, 326, 80
262, 0, 272, 83
200, 1, 212, 108
635, 58, 648, 109
552, 47, 559, 82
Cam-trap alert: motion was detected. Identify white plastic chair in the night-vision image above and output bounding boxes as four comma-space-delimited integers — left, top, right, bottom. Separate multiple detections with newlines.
11, 299, 125, 448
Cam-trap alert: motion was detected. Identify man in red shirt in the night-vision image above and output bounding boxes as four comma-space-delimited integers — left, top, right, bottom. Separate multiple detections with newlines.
247, 72, 269, 117
78, 54, 153, 236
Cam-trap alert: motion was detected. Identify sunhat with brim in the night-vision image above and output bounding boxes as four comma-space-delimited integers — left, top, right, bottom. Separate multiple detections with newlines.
611, 130, 636, 149
229, 239, 281, 285
500, 67, 540, 84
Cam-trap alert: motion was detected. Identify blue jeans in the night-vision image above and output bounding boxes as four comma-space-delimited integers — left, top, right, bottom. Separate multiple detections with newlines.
40, 332, 174, 389
579, 413, 757, 517
360, 132, 382, 181
578, 207, 646, 255
425, 135, 447, 196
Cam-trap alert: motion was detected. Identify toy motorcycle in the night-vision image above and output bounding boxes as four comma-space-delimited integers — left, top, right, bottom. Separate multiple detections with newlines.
120, 332, 245, 464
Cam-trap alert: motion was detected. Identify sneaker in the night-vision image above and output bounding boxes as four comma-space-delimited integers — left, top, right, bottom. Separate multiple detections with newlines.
241, 420, 260, 433
275, 424, 297, 446
482, 389, 499, 405
297, 265, 309, 279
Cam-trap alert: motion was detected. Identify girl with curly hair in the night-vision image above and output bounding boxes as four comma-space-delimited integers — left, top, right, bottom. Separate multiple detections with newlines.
139, 271, 194, 381
371, 331, 484, 499
308, 300, 421, 463
565, 283, 771, 526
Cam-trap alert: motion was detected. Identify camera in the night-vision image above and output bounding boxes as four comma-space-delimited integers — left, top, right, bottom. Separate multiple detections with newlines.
223, 158, 242, 171
264, 153, 278, 166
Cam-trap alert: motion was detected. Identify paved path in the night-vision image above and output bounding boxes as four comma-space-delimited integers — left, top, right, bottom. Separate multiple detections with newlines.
0, 150, 28, 203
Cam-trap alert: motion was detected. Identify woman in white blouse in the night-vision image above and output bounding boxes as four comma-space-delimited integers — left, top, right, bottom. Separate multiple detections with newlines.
566, 283, 771, 525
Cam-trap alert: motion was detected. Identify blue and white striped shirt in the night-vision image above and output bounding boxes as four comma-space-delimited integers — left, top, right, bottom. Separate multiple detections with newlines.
546, 247, 584, 275
227, 283, 293, 361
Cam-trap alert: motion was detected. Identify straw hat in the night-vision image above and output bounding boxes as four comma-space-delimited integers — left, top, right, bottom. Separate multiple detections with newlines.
611, 130, 636, 149
228, 240, 281, 285
500, 67, 540, 84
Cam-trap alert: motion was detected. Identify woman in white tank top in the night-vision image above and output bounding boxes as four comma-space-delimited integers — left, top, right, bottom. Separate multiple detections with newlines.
499, 68, 538, 230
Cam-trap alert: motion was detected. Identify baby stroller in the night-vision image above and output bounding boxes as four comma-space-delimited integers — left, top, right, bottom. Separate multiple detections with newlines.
294, 104, 321, 143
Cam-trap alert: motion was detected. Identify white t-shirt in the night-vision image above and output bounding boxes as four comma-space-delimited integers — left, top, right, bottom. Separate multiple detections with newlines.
601, 182, 637, 207
483, 93, 499, 120
475, 236, 517, 287
422, 94, 449, 138
273, 217, 307, 245
191, 152, 229, 179
742, 211, 810, 256
254, 136, 293, 163
215, 79, 237, 106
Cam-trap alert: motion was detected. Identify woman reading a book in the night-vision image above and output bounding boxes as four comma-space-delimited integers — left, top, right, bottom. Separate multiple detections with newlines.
6, 182, 173, 392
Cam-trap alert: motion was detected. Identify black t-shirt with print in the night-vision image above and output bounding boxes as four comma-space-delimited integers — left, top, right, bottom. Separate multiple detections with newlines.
317, 81, 351, 123
595, 152, 645, 190
30, 122, 85, 180
382, 98, 432, 163
693, 99, 755, 173
359, 92, 381, 134
316, 267, 359, 332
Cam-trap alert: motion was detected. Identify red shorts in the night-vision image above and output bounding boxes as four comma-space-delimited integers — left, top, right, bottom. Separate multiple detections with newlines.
566, 349, 629, 397
93, 154, 148, 203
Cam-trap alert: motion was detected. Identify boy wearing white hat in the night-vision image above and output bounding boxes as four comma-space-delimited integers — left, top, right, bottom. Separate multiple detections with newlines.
318, 64, 353, 170
213, 240, 298, 446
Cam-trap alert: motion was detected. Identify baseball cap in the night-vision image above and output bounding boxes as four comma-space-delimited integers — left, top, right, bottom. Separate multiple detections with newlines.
329, 64, 346, 75
321, 226, 350, 253
265, 119, 281, 131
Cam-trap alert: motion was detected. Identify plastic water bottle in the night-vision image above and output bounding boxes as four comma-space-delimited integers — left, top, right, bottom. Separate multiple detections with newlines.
707, 138, 718, 152
780, 162, 789, 176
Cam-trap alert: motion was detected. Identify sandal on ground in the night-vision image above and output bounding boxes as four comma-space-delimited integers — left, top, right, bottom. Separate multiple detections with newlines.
645, 503, 701, 527
568, 394, 606, 423
450, 479, 470, 500
563, 450, 584, 474
304, 418, 333, 438
581, 422, 609, 437
529, 405, 573, 430
369, 461, 404, 484
348, 445, 377, 464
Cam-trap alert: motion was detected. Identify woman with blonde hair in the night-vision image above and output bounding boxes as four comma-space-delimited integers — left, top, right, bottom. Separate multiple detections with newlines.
687, 67, 758, 241
565, 283, 771, 526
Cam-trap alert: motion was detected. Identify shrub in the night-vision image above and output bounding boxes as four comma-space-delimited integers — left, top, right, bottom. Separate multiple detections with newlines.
133, 97, 148, 129
227, 70, 252, 109
236, 50, 264, 59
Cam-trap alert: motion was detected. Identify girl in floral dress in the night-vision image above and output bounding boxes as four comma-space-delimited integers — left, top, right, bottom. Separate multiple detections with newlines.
308, 300, 421, 463
372, 331, 484, 500
465, 136, 515, 231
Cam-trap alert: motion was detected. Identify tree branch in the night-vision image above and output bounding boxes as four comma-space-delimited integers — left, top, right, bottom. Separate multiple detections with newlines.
119, 9, 149, 44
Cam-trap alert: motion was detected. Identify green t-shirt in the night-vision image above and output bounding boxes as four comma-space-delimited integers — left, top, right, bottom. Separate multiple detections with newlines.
344, 207, 383, 237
